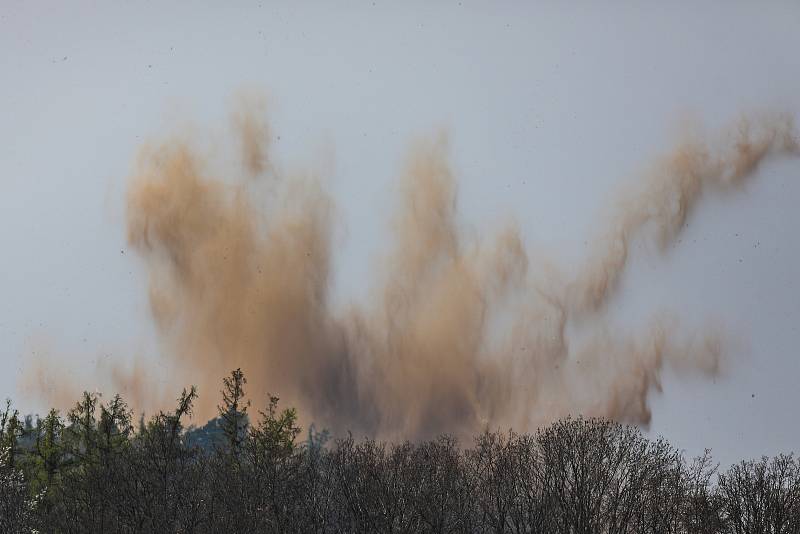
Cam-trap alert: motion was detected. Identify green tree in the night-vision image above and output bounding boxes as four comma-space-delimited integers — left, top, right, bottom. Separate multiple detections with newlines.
97, 394, 133, 457
218, 368, 250, 454
0, 400, 22, 468
249, 394, 301, 459
64, 391, 100, 462
31, 409, 65, 489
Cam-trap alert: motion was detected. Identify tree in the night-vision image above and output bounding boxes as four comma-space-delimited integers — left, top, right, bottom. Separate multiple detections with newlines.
5, 370, 800, 533
113, 385, 206, 533
0, 399, 22, 468
718, 454, 800, 534
246, 394, 304, 532
411, 435, 474, 533
682, 450, 724, 534
218, 368, 250, 455
0, 445, 39, 534
249, 394, 302, 459
28, 409, 65, 493
97, 394, 133, 457
63, 391, 100, 462
466, 431, 520, 533
536, 417, 683, 534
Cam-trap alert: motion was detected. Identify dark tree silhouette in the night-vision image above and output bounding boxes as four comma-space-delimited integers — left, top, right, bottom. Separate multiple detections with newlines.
5, 370, 798, 533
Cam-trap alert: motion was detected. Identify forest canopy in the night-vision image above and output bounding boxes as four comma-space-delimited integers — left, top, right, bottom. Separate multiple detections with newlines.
1, 369, 798, 533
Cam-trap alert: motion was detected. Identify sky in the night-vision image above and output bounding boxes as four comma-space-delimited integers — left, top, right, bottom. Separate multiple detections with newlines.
1, 1, 799, 465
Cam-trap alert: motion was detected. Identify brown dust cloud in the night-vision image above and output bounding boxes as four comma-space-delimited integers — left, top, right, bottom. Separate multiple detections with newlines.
28, 102, 800, 440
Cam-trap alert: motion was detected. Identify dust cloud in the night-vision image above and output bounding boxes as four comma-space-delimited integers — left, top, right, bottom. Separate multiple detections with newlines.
28, 105, 798, 439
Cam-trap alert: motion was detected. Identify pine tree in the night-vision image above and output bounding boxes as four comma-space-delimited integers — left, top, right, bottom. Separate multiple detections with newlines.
218, 368, 250, 454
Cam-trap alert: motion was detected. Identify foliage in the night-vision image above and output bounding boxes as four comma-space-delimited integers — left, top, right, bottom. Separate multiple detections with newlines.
4, 372, 799, 533
218, 368, 250, 454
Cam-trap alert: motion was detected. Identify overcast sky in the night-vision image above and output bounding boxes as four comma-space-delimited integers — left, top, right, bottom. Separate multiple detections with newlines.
1, 2, 799, 465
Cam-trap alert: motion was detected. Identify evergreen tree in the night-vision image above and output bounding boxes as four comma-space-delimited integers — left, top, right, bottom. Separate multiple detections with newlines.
218, 368, 250, 454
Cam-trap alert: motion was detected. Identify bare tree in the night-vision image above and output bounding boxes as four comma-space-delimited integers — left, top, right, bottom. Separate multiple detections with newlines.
535, 417, 685, 534
410, 435, 473, 534
7, 371, 800, 534
681, 450, 724, 534
718, 454, 800, 534
466, 431, 519, 533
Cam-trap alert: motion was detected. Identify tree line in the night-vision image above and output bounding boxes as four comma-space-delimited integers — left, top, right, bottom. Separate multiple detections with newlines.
1, 369, 798, 533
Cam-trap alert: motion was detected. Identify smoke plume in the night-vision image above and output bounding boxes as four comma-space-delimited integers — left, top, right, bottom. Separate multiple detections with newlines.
31, 105, 799, 439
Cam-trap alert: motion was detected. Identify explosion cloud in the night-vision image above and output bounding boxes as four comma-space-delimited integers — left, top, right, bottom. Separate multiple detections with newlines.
31, 104, 799, 440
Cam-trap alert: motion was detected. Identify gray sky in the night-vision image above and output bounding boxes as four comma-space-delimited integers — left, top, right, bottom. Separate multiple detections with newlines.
1, 2, 799, 465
